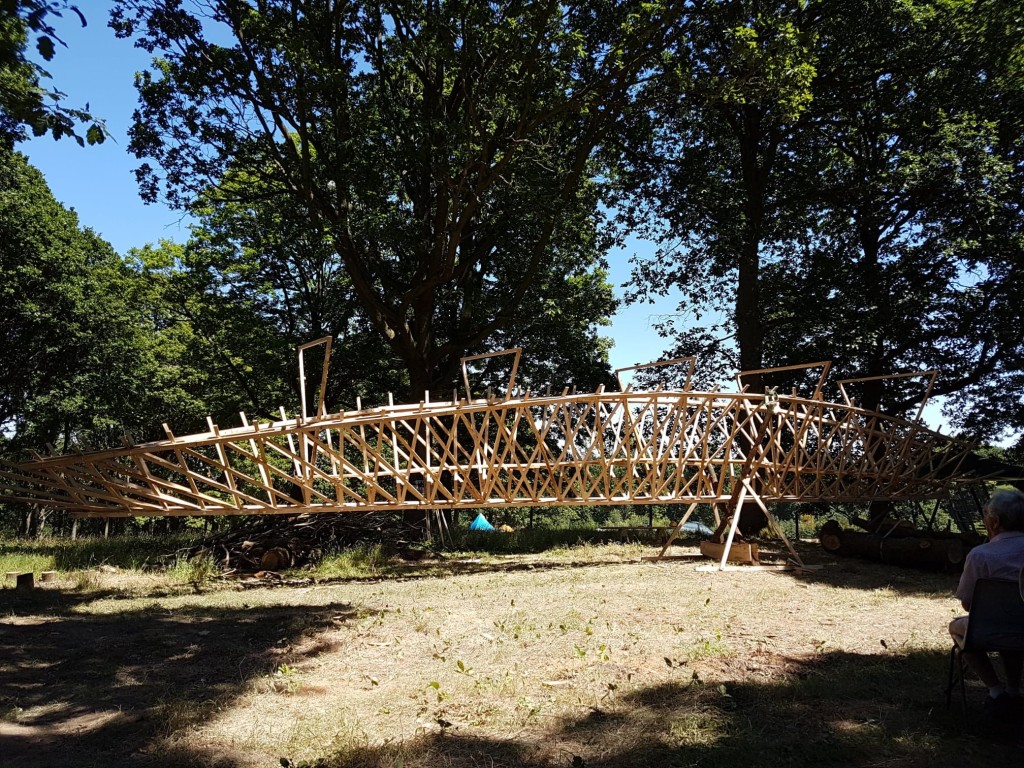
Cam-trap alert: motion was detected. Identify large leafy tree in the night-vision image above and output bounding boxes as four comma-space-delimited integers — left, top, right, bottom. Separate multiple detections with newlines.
124, 240, 302, 433
759, 0, 1024, 436
0, 146, 145, 452
110, 0, 677, 400
619, 0, 1023, 440
176, 160, 617, 413
0, 147, 279, 460
615, 0, 818, 391
0, 1, 104, 145
165, 171, 402, 413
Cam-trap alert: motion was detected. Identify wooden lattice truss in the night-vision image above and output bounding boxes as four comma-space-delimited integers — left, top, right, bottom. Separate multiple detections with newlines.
0, 345, 975, 568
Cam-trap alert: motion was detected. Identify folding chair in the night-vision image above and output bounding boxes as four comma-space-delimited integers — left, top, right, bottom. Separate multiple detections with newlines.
946, 577, 1024, 712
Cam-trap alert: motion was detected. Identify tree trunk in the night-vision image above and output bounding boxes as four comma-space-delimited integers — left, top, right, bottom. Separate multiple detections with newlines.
820, 520, 966, 571
735, 240, 764, 387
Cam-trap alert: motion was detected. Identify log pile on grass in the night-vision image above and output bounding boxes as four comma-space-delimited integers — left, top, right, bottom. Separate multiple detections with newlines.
183, 512, 432, 573
819, 518, 982, 572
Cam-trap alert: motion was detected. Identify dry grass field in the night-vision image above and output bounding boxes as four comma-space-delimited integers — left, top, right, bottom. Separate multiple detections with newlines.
1, 538, 1022, 768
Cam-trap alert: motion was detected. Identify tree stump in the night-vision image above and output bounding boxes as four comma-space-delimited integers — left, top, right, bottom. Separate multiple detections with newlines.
260, 547, 292, 571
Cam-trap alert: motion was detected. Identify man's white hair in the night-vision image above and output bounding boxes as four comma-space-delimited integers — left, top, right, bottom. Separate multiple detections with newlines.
985, 489, 1024, 532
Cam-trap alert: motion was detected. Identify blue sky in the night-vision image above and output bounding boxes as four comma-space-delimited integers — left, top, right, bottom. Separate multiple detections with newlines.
21, 2, 683, 381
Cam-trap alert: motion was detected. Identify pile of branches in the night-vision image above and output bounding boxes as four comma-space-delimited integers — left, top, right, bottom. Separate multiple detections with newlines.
182, 512, 434, 573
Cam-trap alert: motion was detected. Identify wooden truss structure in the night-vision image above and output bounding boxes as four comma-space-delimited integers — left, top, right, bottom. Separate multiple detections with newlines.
0, 347, 975, 568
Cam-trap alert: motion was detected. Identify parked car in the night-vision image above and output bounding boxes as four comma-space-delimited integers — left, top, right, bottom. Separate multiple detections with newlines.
679, 521, 714, 537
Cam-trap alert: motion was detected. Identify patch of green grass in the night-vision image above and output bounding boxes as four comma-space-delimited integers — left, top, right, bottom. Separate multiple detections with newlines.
310, 544, 390, 579
0, 548, 55, 577
167, 552, 220, 586
686, 632, 730, 662
0, 534, 200, 576
667, 706, 730, 747
450, 527, 616, 553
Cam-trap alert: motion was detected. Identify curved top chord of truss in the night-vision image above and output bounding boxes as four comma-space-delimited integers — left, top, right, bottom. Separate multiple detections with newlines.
0, 348, 977, 519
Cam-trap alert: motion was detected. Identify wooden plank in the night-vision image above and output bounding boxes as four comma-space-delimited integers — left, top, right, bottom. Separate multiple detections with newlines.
700, 539, 760, 565
695, 563, 822, 572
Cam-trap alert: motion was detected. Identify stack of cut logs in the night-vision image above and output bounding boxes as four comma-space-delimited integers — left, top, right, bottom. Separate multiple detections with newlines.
182, 512, 432, 572
819, 517, 982, 572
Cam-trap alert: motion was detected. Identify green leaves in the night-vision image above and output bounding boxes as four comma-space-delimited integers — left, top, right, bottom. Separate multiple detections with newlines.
0, 147, 144, 454
0, 2, 99, 146
617, 0, 1024, 436
85, 123, 104, 145
114, 0, 663, 398
35, 34, 54, 61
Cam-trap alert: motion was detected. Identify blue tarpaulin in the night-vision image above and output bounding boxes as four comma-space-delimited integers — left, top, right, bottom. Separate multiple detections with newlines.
469, 512, 495, 531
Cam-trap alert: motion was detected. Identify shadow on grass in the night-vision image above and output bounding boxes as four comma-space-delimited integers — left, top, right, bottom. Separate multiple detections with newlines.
2, 584, 1017, 768
277, 649, 1020, 768
0, 586, 358, 768
0, 534, 200, 570
317, 539, 962, 600
788, 545, 961, 597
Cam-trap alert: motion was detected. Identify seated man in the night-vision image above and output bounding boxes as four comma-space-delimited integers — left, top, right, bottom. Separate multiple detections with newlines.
949, 488, 1024, 710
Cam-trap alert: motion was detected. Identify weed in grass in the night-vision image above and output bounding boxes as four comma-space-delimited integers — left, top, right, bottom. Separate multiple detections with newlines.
357, 610, 387, 631
686, 632, 728, 661
71, 569, 101, 592
411, 606, 435, 633
427, 681, 449, 703
270, 664, 303, 694
288, 713, 369, 764
668, 707, 730, 747
168, 553, 219, 586
475, 670, 519, 697
313, 545, 389, 579
431, 638, 452, 661
869, 586, 898, 605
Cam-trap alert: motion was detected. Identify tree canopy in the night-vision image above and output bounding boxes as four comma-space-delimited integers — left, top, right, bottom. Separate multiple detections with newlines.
0, 145, 143, 451
111, 0, 679, 400
0, 147, 291, 458
618, 0, 1024, 440
3, 0, 1022, 473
